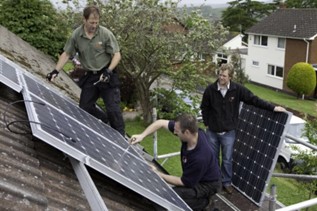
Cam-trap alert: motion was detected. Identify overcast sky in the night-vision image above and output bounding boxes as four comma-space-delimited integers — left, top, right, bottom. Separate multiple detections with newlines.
178, 0, 229, 5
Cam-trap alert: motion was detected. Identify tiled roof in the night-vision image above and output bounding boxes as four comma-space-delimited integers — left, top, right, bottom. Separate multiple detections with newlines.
246, 8, 317, 39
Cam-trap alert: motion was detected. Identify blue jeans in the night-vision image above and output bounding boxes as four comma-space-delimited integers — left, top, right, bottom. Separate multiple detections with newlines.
206, 129, 236, 186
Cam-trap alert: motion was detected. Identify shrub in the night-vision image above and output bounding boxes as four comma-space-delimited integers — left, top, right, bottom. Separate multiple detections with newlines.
286, 62, 316, 97
0, 0, 69, 57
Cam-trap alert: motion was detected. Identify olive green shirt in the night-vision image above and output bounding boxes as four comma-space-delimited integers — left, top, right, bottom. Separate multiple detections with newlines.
64, 25, 120, 71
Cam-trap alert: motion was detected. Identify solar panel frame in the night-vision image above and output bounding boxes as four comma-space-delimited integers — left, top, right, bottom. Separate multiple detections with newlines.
232, 103, 291, 206
0, 54, 22, 92
19, 71, 192, 211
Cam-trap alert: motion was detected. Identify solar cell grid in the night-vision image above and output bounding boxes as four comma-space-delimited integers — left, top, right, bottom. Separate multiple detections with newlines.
232, 103, 290, 206
0, 55, 22, 92
21, 73, 191, 210
23, 74, 129, 149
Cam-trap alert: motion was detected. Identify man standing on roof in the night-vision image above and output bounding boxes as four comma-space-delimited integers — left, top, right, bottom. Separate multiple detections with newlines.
130, 113, 221, 211
200, 63, 286, 194
46, 5, 125, 136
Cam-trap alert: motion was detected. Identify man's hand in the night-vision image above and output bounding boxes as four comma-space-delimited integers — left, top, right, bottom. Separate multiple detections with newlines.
129, 135, 144, 145
100, 68, 112, 83
46, 69, 59, 81
274, 106, 286, 112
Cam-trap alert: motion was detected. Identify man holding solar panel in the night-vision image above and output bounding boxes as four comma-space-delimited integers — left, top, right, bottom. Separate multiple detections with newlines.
200, 63, 286, 194
130, 113, 221, 211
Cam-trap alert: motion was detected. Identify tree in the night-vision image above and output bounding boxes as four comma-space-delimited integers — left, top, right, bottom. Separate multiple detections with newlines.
286, 62, 316, 99
231, 52, 249, 85
86, 0, 228, 123
222, 0, 277, 33
273, 0, 317, 8
0, 0, 69, 57
292, 118, 317, 198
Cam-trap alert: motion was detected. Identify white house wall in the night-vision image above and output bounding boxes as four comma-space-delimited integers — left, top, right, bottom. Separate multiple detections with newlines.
224, 34, 245, 49
246, 35, 285, 90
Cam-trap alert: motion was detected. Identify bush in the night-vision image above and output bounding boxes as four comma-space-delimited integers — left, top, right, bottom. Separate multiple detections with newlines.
286, 62, 316, 97
0, 0, 69, 57
152, 88, 198, 119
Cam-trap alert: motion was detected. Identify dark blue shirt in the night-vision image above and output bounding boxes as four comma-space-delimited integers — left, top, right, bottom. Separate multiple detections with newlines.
168, 121, 220, 188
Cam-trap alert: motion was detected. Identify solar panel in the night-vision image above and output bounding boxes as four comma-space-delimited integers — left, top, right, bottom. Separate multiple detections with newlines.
0, 54, 22, 92
232, 103, 291, 206
19, 72, 191, 211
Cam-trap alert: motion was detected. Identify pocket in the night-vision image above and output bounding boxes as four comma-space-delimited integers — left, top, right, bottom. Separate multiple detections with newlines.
109, 72, 121, 88
77, 73, 88, 88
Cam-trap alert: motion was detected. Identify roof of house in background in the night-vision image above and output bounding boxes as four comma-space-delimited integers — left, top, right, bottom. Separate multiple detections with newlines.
246, 8, 317, 39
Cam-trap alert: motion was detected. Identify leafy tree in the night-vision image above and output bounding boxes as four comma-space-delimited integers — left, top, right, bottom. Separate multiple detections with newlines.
286, 62, 316, 99
79, 0, 228, 123
292, 118, 317, 199
0, 0, 69, 57
222, 0, 277, 33
231, 52, 249, 85
273, 0, 317, 8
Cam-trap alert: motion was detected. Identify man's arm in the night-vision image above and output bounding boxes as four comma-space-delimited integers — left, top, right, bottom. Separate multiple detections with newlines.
129, 120, 169, 144
157, 172, 184, 186
55, 52, 71, 72
108, 52, 121, 71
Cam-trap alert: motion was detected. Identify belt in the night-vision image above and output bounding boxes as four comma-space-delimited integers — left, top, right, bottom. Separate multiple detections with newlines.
217, 132, 227, 135
86, 70, 101, 75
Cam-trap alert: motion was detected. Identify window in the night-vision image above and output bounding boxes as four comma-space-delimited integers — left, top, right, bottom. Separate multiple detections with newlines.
216, 53, 228, 64
268, 65, 283, 77
276, 66, 283, 77
278, 38, 285, 49
254, 35, 268, 46
252, 61, 259, 66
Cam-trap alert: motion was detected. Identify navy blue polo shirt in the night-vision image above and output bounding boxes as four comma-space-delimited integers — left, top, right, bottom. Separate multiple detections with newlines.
168, 121, 220, 188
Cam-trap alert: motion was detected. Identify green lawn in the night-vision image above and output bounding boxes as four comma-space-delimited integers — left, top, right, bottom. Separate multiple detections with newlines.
245, 83, 317, 117
125, 120, 182, 176
269, 167, 317, 209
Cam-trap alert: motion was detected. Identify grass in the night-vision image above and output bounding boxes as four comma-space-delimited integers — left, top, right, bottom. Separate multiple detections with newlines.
125, 120, 182, 176
245, 83, 317, 117
269, 166, 317, 210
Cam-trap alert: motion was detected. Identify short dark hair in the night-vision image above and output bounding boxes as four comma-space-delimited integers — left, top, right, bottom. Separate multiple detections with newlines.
83, 6, 100, 20
175, 113, 198, 134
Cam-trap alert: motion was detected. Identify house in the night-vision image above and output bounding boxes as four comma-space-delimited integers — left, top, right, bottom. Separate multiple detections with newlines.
213, 32, 248, 67
245, 8, 317, 94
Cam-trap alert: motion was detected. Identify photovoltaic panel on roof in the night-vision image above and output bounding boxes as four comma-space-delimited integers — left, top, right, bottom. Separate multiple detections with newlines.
20, 73, 191, 211
232, 103, 291, 206
22, 74, 134, 152
0, 54, 22, 92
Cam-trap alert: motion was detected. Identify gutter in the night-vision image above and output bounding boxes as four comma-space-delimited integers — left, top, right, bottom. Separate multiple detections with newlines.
303, 38, 310, 63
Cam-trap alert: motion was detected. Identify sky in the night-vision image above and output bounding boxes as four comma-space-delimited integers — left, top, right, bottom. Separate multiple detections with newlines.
178, 0, 229, 5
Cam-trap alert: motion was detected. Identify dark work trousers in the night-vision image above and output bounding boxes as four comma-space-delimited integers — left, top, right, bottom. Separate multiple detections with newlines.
78, 71, 125, 136
173, 180, 221, 211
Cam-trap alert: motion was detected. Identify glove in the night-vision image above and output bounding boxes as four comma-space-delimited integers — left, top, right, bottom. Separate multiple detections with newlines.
101, 68, 112, 83
46, 69, 59, 81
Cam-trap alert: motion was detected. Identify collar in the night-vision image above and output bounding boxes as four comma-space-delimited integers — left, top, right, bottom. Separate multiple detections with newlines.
217, 81, 230, 91
79, 25, 100, 38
